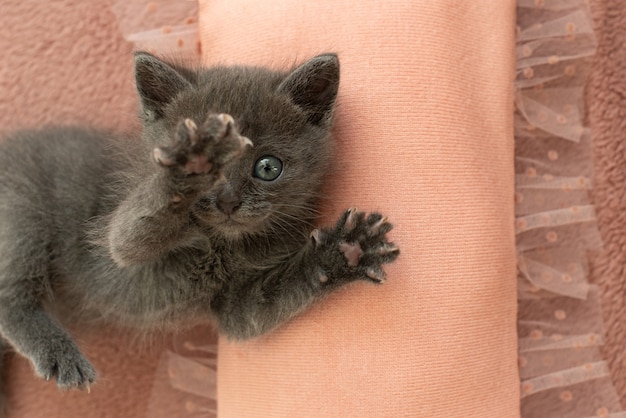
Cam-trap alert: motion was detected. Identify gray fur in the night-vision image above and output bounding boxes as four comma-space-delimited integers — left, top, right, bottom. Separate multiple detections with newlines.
0, 52, 399, 395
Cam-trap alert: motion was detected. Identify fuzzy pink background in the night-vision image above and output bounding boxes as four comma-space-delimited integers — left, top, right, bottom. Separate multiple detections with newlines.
589, 0, 626, 407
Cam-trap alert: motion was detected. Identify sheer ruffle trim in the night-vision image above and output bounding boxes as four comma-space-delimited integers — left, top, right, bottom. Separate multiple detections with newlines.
147, 330, 218, 418
516, 1, 624, 416
112, 0, 200, 57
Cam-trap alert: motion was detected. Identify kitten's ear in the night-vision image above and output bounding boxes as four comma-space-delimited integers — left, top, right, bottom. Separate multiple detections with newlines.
277, 54, 340, 125
134, 51, 193, 120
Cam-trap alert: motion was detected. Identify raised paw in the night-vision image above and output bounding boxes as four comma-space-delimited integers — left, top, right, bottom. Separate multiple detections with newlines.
152, 113, 253, 175
31, 336, 97, 390
312, 208, 399, 284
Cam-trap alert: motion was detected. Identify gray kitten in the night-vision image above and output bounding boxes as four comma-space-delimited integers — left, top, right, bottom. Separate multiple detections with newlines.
0, 52, 399, 398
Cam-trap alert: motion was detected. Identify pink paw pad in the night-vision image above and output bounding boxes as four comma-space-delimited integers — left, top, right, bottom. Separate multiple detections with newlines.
185, 155, 212, 174
339, 242, 363, 267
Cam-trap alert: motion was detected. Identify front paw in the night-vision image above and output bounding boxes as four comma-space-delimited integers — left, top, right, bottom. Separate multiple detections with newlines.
31, 335, 97, 390
152, 113, 253, 176
312, 208, 400, 284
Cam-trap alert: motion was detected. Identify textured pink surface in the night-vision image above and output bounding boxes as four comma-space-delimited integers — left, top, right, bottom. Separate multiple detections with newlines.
588, 0, 626, 408
0, 0, 137, 132
199, 1, 520, 416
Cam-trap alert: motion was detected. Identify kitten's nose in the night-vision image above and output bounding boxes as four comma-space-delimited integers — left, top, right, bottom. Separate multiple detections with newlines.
216, 188, 241, 216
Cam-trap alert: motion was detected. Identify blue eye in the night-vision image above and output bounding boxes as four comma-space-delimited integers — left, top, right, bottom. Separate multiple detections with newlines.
253, 156, 283, 181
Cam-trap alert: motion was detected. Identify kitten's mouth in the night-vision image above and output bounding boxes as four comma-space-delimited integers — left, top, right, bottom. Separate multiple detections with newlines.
192, 204, 271, 238
213, 214, 251, 231
211, 213, 270, 237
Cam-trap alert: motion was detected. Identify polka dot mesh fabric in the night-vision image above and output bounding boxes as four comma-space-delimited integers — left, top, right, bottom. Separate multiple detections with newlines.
145, 330, 218, 417
112, 0, 200, 57
516, 0, 625, 416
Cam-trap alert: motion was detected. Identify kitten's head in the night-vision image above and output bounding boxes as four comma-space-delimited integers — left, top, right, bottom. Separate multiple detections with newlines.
134, 52, 340, 240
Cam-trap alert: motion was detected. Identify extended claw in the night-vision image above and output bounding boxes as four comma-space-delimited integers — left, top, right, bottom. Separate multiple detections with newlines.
369, 216, 388, 235
184, 118, 199, 144
310, 229, 323, 247
366, 267, 386, 283
343, 207, 358, 232
217, 113, 234, 138
377, 243, 399, 256
152, 147, 175, 167
204, 113, 232, 141
241, 136, 254, 148
217, 113, 235, 125
231, 135, 253, 159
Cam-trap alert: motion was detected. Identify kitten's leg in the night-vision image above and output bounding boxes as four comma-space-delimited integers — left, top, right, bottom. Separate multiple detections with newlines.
0, 236, 96, 390
212, 209, 400, 339
107, 114, 252, 266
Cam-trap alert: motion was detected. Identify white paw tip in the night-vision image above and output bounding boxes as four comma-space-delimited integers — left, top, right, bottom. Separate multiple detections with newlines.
366, 268, 386, 282
184, 118, 198, 131
310, 229, 322, 246
378, 244, 399, 255
218, 113, 235, 124
241, 136, 254, 147
344, 208, 359, 230
151, 147, 163, 161
152, 148, 173, 166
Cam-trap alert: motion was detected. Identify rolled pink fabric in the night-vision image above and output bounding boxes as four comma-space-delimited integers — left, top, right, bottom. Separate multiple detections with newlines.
198, 1, 519, 416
